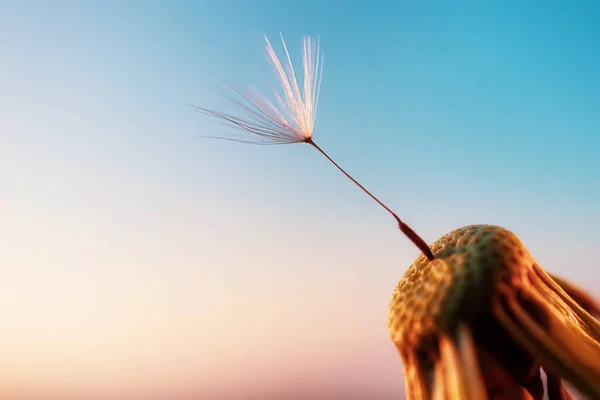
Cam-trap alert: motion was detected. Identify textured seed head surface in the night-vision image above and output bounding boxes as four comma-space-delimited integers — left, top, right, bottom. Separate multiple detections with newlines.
388, 224, 535, 351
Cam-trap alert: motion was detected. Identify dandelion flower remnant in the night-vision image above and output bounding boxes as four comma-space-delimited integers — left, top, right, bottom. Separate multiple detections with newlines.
197, 34, 600, 399
389, 225, 600, 400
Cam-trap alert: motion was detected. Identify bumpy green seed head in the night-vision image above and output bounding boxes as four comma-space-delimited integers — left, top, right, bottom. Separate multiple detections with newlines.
389, 224, 600, 400
388, 224, 534, 352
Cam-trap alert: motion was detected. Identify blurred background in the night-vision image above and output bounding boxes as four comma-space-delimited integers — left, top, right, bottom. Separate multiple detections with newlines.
1, 1, 599, 399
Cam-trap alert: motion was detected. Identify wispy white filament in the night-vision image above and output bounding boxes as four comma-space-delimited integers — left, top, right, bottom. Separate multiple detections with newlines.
195, 34, 323, 145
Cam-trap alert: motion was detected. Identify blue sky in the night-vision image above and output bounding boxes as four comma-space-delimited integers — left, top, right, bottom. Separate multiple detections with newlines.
1, 1, 599, 399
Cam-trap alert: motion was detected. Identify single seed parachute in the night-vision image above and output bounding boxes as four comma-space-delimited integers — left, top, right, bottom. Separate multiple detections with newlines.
194, 33, 433, 260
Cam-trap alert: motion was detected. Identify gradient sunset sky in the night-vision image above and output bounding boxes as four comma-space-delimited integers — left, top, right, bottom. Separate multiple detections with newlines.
1, 1, 600, 399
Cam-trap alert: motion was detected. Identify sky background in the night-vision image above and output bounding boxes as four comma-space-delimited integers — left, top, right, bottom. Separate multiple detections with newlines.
1, 1, 599, 399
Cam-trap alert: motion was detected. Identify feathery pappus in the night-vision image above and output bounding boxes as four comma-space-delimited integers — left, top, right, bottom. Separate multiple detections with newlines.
196, 34, 600, 400
196, 34, 321, 146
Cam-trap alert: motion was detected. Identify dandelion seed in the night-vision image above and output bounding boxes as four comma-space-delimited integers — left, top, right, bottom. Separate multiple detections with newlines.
195, 34, 434, 260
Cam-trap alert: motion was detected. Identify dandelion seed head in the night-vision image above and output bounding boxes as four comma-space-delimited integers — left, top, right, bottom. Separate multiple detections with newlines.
196, 34, 323, 145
